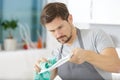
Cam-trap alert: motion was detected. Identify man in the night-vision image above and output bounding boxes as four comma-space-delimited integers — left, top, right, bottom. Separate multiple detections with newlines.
34, 2, 120, 80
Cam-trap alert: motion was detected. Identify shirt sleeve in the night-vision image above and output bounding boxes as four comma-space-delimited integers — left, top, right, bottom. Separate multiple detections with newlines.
94, 29, 115, 53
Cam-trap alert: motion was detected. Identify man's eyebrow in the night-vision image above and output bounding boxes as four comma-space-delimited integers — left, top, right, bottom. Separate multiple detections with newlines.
49, 29, 55, 32
49, 23, 63, 31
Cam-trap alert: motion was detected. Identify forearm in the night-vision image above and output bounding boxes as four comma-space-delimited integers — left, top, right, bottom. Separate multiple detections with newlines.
51, 68, 57, 80
86, 50, 120, 73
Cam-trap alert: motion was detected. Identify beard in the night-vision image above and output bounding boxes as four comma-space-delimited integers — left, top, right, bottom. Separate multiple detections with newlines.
57, 23, 73, 44
57, 34, 72, 44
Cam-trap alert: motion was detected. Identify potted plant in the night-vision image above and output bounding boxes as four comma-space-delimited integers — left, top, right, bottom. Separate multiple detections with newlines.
1, 19, 18, 51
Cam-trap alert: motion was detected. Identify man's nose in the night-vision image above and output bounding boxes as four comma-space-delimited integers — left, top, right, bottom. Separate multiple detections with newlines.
55, 30, 62, 38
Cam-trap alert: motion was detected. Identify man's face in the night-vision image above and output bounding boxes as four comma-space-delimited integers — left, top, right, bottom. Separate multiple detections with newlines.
45, 16, 73, 44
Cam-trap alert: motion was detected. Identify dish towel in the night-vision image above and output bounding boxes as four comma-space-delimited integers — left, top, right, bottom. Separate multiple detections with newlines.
34, 58, 57, 80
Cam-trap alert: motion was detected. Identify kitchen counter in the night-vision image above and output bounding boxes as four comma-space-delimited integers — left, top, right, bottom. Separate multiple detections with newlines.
0, 49, 51, 80
0, 48, 120, 80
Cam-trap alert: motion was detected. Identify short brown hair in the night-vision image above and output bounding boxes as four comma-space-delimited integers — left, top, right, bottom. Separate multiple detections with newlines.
40, 2, 69, 26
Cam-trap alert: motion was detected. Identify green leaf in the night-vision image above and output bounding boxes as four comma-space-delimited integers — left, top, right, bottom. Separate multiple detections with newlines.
1, 19, 18, 30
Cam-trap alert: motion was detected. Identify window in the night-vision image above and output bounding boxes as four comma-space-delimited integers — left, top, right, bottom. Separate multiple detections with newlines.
0, 0, 3, 44
0, 0, 47, 50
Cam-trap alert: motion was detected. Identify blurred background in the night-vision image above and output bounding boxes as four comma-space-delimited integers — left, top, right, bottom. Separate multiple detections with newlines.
0, 0, 120, 80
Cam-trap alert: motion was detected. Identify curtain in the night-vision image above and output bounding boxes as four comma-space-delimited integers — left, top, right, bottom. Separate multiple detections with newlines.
0, 0, 3, 44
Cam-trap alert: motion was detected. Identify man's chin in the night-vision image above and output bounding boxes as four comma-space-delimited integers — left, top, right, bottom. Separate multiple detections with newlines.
58, 40, 66, 44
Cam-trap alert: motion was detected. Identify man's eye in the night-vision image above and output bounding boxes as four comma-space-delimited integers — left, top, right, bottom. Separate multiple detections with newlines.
50, 30, 55, 32
58, 26, 62, 29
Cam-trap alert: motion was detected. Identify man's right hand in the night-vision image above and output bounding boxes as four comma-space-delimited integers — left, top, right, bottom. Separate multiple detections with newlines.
34, 57, 48, 73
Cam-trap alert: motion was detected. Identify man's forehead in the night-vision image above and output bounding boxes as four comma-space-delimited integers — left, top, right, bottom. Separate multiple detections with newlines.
45, 19, 65, 31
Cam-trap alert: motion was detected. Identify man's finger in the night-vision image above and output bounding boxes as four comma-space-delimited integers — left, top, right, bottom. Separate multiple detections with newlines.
34, 64, 41, 73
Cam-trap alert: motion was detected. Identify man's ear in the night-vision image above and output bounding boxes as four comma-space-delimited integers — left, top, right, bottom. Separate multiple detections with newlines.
68, 14, 73, 23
